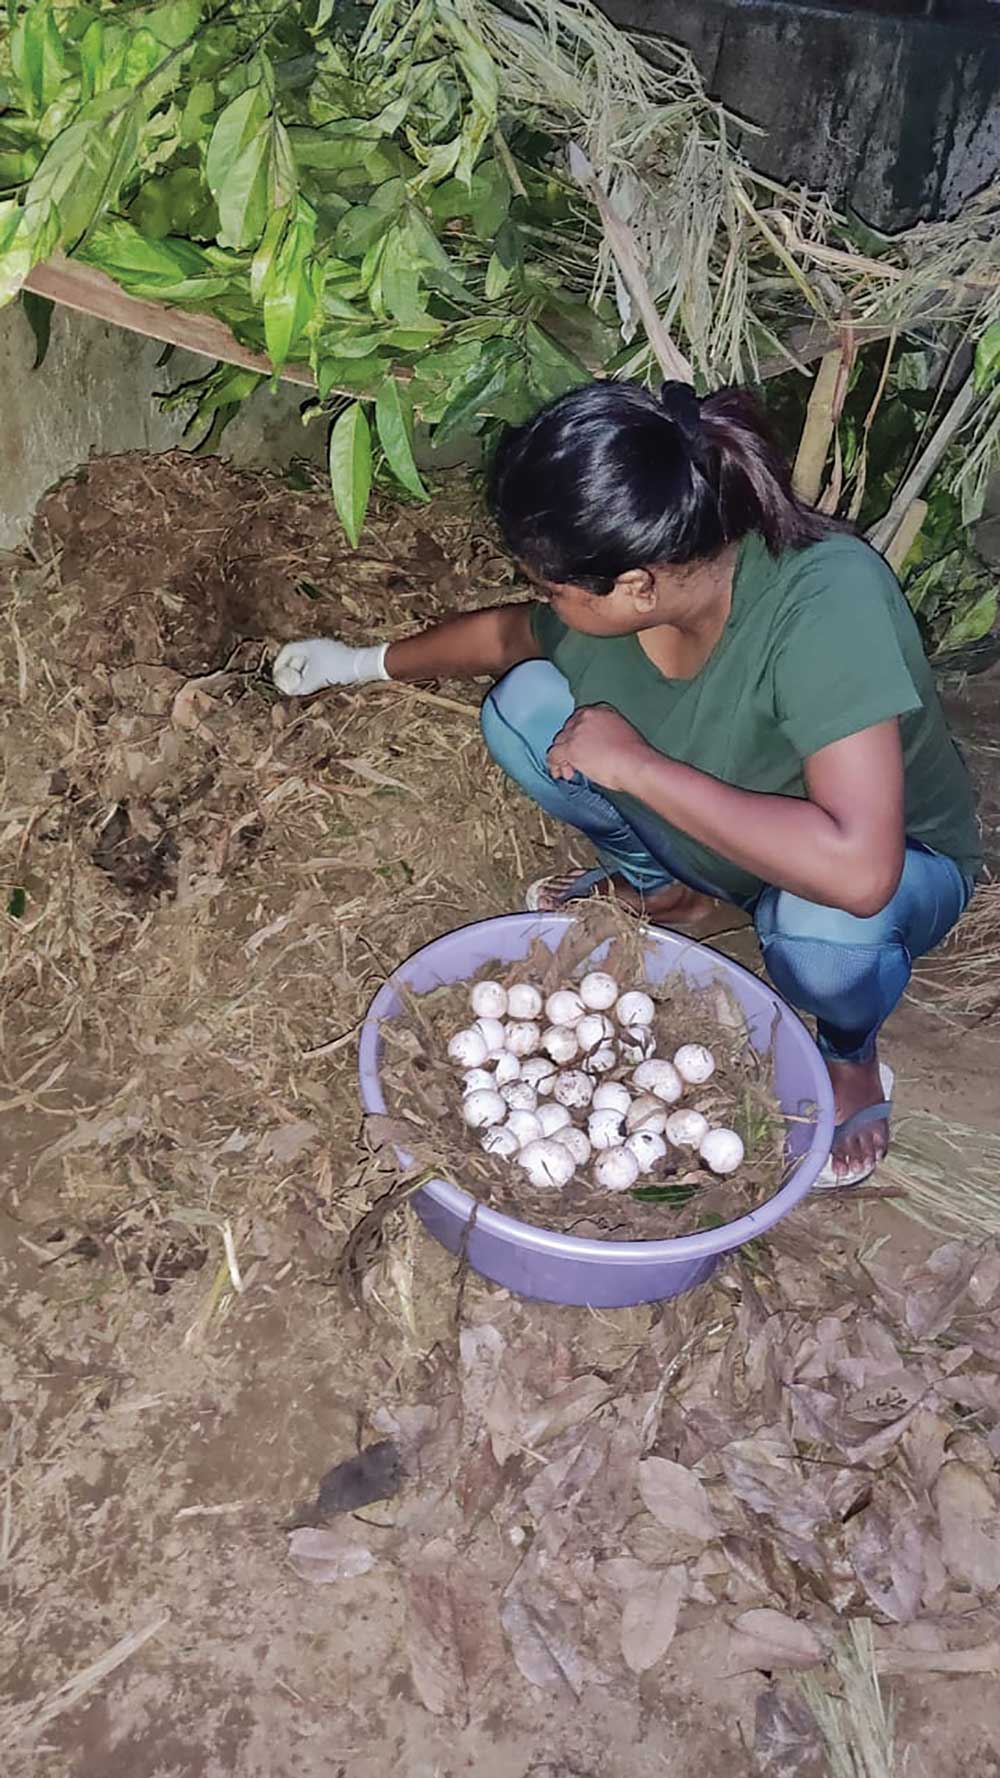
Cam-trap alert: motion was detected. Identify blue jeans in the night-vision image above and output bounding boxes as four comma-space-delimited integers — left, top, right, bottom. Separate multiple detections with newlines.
482, 660, 973, 1064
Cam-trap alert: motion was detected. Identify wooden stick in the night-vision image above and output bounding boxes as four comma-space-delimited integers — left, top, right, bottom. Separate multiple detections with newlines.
866, 371, 979, 554
792, 349, 843, 502
884, 496, 928, 572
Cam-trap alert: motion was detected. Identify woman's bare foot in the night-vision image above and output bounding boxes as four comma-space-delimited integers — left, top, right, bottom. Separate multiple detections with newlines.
825, 1053, 890, 1179
533, 869, 729, 934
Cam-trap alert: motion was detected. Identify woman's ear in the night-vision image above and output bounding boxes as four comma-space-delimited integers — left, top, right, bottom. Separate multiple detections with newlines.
613, 567, 657, 612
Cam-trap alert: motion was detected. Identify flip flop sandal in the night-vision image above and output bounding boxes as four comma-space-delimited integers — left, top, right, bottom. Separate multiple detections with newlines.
812, 1062, 895, 1191
525, 867, 609, 913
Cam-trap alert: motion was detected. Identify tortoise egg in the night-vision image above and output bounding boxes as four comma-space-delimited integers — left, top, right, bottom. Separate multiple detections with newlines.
546, 988, 585, 1027
700, 1127, 745, 1175
473, 1015, 506, 1053
537, 1101, 572, 1137
626, 1094, 668, 1135
553, 1126, 592, 1167
462, 1088, 507, 1129
553, 1069, 593, 1110
588, 1107, 626, 1150
482, 1125, 519, 1160
502, 1081, 538, 1112
505, 1021, 541, 1058
621, 1024, 656, 1065
505, 1108, 543, 1147
594, 1147, 640, 1192
470, 980, 508, 1020
633, 1058, 683, 1104
462, 1067, 494, 1096
576, 1012, 614, 1052
615, 990, 655, 1027
448, 1027, 488, 1068
491, 1050, 521, 1087
507, 982, 543, 1021
517, 1138, 575, 1189
674, 1044, 716, 1085
627, 1129, 667, 1174
592, 1080, 631, 1115
587, 1042, 618, 1075
542, 1025, 578, 1065
521, 1056, 557, 1094
665, 1108, 709, 1150
579, 970, 619, 1011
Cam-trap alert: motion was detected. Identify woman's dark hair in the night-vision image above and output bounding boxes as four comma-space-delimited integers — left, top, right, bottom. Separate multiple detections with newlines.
490, 379, 835, 593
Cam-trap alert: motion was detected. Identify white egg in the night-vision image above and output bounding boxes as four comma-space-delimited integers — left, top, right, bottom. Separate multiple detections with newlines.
448, 1027, 489, 1069
505, 1020, 541, 1058
546, 988, 585, 1027
470, 980, 508, 1020
507, 982, 543, 1020
588, 1106, 626, 1150
627, 1129, 667, 1173
620, 1024, 656, 1065
576, 1012, 614, 1052
482, 1125, 519, 1160
592, 1080, 631, 1115
537, 1101, 572, 1137
633, 1058, 683, 1104
587, 1042, 619, 1075
518, 1137, 575, 1189
594, 1147, 640, 1192
502, 1080, 538, 1112
553, 1125, 592, 1166
579, 970, 619, 1011
505, 1108, 543, 1147
700, 1127, 745, 1175
674, 1044, 717, 1085
553, 1069, 593, 1110
542, 1025, 578, 1065
491, 1049, 521, 1087
473, 1015, 506, 1053
462, 1088, 507, 1129
626, 1094, 669, 1135
521, 1056, 558, 1095
462, 1067, 495, 1096
616, 989, 655, 1027
665, 1108, 710, 1150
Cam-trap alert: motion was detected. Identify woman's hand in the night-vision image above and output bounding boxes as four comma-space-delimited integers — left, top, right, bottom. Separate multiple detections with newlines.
547, 705, 652, 790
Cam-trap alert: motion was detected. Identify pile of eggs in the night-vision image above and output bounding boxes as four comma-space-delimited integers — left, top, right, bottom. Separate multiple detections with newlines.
447, 972, 746, 1196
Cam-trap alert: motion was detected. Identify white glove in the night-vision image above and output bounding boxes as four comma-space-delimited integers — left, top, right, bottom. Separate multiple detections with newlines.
272, 637, 391, 697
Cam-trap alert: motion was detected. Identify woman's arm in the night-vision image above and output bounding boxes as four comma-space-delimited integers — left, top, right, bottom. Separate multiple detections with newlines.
547, 707, 905, 917
386, 604, 540, 681
273, 603, 540, 696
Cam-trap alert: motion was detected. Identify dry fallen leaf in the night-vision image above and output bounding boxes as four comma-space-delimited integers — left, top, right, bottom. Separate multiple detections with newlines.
286, 1527, 376, 1584
636, 1457, 719, 1544
620, 1564, 687, 1674
520, 1375, 615, 1449
935, 1460, 1000, 1593
730, 1609, 826, 1670
753, 1686, 824, 1776
405, 1537, 504, 1717
258, 1120, 320, 1165
846, 1504, 926, 1623
501, 1592, 589, 1697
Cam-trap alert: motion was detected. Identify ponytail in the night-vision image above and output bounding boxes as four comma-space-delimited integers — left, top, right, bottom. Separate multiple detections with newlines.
490, 378, 834, 594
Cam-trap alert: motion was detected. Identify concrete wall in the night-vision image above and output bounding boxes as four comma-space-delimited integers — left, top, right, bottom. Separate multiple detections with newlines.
602, 0, 1000, 228
0, 296, 325, 549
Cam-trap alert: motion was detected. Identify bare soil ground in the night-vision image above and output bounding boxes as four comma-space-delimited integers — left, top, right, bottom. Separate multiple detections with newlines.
2, 453, 1000, 1778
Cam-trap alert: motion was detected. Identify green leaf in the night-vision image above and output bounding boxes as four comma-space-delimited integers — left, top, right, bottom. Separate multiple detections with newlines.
328, 401, 372, 547
974, 322, 1000, 393
334, 203, 392, 261
268, 116, 298, 210
263, 199, 318, 371
145, 0, 202, 49
23, 90, 143, 248
469, 157, 509, 240
0, 197, 58, 305
375, 378, 427, 500
380, 224, 427, 325
434, 340, 513, 444
938, 588, 998, 653
7, 886, 26, 919
20, 287, 51, 366
484, 252, 511, 300
180, 79, 215, 146
205, 83, 268, 202
216, 125, 269, 249
525, 320, 590, 401
10, 0, 67, 117
250, 204, 287, 304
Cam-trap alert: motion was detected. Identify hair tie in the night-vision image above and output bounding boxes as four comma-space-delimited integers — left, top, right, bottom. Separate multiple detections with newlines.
659, 380, 702, 443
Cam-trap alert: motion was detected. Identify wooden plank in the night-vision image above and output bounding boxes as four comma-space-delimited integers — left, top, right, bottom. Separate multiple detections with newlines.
23, 253, 317, 387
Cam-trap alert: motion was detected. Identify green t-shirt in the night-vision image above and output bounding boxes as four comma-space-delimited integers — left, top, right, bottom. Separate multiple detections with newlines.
530, 531, 981, 903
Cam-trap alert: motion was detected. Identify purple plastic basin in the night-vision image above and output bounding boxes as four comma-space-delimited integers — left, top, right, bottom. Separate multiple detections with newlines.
358, 913, 835, 1308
